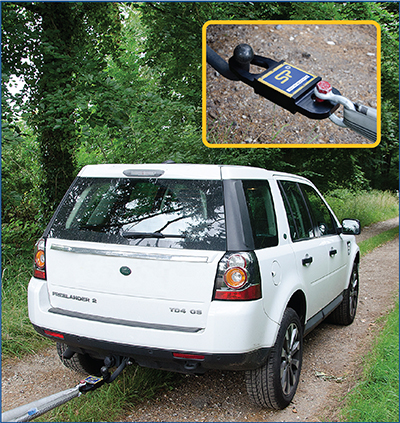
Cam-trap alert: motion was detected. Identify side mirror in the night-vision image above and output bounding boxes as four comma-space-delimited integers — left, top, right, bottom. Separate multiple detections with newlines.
341, 218, 361, 235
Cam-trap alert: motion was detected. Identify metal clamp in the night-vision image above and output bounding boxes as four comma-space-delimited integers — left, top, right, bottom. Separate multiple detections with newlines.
314, 82, 377, 141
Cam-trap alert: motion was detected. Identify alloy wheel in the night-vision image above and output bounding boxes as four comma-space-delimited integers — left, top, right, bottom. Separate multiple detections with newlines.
280, 322, 301, 396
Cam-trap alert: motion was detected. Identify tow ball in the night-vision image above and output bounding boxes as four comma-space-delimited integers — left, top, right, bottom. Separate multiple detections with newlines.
2, 355, 131, 422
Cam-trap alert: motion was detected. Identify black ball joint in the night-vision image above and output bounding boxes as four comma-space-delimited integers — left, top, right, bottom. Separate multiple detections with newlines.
233, 44, 254, 70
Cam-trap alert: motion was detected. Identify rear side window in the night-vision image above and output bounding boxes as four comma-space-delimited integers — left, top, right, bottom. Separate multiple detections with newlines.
242, 180, 278, 249
48, 178, 226, 251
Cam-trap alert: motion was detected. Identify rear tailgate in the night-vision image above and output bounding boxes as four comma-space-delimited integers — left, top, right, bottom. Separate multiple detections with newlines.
46, 238, 223, 331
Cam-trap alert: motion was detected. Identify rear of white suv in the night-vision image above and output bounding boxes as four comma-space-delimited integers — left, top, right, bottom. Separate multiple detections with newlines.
28, 163, 360, 409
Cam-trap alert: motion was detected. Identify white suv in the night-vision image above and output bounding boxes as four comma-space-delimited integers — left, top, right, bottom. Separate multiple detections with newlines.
28, 163, 360, 409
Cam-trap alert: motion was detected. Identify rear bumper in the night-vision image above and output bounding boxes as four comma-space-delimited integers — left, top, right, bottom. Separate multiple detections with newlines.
29, 277, 278, 373
32, 324, 270, 374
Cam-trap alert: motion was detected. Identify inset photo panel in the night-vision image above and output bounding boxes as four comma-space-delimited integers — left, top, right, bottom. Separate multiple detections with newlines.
203, 21, 380, 147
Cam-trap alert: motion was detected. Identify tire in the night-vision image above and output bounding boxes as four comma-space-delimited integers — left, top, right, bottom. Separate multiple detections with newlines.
245, 308, 303, 409
56, 342, 103, 376
328, 261, 359, 325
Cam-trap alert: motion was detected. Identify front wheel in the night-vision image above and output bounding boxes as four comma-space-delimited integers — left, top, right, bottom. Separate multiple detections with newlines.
246, 307, 303, 409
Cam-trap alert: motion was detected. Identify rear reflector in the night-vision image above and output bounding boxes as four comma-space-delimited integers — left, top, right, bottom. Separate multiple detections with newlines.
173, 353, 205, 360
44, 329, 64, 339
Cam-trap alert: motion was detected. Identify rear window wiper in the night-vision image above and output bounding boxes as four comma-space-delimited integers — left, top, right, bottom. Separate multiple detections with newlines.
122, 231, 185, 239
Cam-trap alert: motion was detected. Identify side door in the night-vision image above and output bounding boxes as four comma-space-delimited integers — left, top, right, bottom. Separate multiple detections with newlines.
278, 180, 336, 319
300, 183, 349, 294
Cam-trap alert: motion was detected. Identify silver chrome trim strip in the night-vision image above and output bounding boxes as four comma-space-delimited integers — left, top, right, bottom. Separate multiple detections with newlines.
50, 244, 209, 263
48, 308, 203, 333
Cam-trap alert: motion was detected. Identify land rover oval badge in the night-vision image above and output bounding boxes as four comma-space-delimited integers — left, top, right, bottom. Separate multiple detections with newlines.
120, 266, 131, 276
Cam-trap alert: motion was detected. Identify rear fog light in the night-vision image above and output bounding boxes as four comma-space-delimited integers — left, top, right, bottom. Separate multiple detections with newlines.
44, 329, 64, 339
173, 353, 205, 360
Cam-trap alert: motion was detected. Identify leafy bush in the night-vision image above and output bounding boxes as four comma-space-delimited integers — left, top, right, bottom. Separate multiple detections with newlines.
325, 189, 399, 227
2, 219, 43, 266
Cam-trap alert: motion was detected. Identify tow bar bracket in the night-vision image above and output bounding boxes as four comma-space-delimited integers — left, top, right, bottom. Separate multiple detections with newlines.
228, 43, 341, 119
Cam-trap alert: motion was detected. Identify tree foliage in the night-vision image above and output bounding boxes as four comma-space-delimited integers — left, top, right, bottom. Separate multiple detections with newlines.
2, 2, 122, 214
2, 1, 399, 231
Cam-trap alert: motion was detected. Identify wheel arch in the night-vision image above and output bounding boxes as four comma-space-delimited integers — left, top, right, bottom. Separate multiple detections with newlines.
286, 289, 307, 327
348, 250, 360, 287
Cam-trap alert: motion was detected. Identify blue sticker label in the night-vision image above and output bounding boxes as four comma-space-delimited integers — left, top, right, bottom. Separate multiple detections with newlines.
258, 63, 317, 98
84, 376, 103, 384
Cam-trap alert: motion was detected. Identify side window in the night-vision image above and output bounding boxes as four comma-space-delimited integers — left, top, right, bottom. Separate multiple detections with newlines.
242, 180, 278, 249
300, 184, 337, 236
279, 181, 314, 241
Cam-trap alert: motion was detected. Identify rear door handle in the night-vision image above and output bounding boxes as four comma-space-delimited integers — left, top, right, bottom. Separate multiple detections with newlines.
302, 256, 313, 266
329, 249, 338, 257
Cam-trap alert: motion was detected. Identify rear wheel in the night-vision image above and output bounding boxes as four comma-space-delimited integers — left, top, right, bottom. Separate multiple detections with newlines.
246, 307, 303, 409
56, 342, 103, 376
328, 261, 359, 325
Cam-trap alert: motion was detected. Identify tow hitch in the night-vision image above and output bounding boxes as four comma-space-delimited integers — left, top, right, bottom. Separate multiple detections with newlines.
1, 356, 131, 422
206, 43, 377, 141
227, 43, 341, 119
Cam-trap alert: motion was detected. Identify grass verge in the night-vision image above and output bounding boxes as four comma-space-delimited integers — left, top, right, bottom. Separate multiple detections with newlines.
358, 227, 399, 257
338, 299, 399, 422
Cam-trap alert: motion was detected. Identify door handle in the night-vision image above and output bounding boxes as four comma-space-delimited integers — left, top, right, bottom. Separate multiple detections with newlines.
302, 256, 313, 266
329, 249, 338, 257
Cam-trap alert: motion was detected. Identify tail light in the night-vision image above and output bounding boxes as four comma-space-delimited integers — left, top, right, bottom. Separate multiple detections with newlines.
213, 252, 261, 300
33, 238, 46, 280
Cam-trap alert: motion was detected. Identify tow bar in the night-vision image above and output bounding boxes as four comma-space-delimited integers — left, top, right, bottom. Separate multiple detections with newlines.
207, 43, 377, 141
1, 356, 130, 422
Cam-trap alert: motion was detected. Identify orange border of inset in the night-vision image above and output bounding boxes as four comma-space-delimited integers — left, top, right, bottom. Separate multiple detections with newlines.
202, 20, 381, 148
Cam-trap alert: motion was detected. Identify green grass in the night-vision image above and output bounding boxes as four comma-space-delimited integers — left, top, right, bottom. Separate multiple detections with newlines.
339, 299, 399, 422
358, 227, 399, 257
326, 189, 399, 227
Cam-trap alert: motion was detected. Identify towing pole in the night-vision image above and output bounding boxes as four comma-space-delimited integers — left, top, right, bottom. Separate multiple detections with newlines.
2, 385, 81, 422
2, 357, 130, 422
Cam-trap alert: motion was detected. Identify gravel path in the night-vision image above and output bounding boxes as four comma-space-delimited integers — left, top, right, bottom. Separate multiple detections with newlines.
2, 219, 398, 422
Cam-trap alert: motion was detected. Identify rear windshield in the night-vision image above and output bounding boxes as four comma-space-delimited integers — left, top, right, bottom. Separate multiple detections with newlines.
48, 177, 226, 251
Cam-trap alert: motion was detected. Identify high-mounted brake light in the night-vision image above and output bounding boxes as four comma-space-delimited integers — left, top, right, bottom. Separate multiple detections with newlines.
33, 238, 46, 279
213, 252, 261, 301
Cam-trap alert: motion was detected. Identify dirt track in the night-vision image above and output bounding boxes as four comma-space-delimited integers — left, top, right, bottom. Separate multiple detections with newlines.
1, 218, 398, 422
